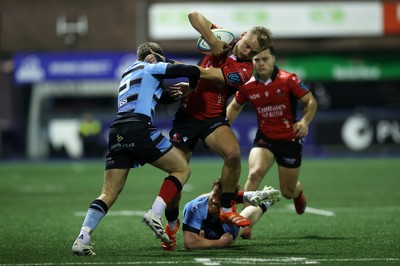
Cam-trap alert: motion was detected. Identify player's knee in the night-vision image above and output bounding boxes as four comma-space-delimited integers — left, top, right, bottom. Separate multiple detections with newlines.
248, 170, 264, 184
224, 148, 241, 164
281, 187, 296, 199
183, 165, 191, 178
180, 164, 191, 182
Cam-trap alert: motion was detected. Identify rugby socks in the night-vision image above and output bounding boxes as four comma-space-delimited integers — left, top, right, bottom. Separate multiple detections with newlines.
236, 191, 245, 203
79, 199, 108, 244
152, 176, 182, 218
259, 201, 269, 213
165, 207, 179, 230
151, 196, 167, 218
232, 191, 269, 212
241, 191, 256, 204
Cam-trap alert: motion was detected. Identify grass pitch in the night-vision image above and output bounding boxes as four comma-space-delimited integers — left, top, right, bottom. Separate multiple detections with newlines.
0, 157, 399, 265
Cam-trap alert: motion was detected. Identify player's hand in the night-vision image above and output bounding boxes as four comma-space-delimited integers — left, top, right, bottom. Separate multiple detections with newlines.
209, 39, 229, 56
144, 50, 165, 64
293, 121, 309, 138
169, 82, 193, 100
199, 230, 206, 238
219, 232, 234, 247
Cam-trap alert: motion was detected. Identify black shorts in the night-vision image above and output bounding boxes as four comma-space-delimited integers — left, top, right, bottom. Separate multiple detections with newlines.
105, 119, 173, 169
253, 130, 303, 168
169, 110, 230, 151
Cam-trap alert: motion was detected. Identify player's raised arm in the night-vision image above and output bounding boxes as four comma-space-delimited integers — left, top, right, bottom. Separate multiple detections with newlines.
188, 10, 227, 55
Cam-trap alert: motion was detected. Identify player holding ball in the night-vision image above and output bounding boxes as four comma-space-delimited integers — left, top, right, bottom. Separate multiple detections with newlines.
159, 11, 273, 251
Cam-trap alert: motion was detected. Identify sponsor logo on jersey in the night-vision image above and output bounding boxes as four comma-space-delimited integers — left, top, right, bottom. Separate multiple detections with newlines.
257, 104, 286, 118
118, 99, 127, 107
249, 93, 260, 100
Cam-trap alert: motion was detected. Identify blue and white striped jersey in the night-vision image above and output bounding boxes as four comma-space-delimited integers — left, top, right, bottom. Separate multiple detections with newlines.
182, 195, 240, 239
117, 61, 169, 123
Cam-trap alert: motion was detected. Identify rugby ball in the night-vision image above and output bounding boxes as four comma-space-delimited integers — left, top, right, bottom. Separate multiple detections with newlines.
197, 29, 235, 53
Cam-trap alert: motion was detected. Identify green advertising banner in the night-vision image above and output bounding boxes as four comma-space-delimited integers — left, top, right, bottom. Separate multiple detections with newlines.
276, 53, 400, 81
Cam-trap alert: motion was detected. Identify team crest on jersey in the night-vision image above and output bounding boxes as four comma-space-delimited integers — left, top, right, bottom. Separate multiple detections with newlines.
264, 91, 269, 97
227, 72, 241, 85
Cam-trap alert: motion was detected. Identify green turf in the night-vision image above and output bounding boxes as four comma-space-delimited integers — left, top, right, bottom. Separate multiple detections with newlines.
0, 157, 399, 265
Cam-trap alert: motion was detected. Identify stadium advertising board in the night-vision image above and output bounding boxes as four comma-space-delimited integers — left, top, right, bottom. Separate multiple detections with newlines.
13, 52, 198, 85
313, 111, 400, 155
13, 52, 400, 85
148, 1, 399, 39
276, 54, 400, 81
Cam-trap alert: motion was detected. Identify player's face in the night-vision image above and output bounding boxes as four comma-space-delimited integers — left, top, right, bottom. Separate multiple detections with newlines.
235, 32, 262, 60
208, 186, 221, 219
253, 49, 275, 80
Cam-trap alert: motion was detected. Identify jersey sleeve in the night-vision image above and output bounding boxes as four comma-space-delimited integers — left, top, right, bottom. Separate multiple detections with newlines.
145, 62, 168, 75
221, 62, 252, 87
182, 197, 206, 234
287, 73, 310, 98
234, 85, 248, 105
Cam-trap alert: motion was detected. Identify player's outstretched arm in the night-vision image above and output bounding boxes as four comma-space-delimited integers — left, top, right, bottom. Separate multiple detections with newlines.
183, 230, 233, 250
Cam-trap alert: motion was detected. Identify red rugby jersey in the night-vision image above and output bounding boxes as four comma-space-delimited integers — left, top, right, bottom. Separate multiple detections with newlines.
235, 67, 310, 140
179, 50, 253, 120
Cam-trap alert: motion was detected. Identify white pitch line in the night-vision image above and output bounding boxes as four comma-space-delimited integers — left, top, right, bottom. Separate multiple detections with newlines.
195, 258, 221, 265
1, 257, 399, 266
286, 204, 335, 216
74, 210, 145, 217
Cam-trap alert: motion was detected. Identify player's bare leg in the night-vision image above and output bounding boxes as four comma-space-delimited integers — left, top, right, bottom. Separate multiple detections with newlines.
205, 126, 241, 192
244, 147, 275, 193
72, 169, 129, 256
242, 148, 274, 238
278, 166, 306, 214
205, 126, 249, 227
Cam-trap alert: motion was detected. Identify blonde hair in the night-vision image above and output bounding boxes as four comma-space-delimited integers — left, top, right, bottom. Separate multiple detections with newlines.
249, 26, 273, 51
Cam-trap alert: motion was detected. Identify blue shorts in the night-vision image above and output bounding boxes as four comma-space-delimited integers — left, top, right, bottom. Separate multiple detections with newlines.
105, 119, 172, 169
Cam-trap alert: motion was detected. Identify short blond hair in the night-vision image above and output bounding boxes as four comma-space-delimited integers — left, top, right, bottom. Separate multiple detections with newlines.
249, 26, 273, 51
